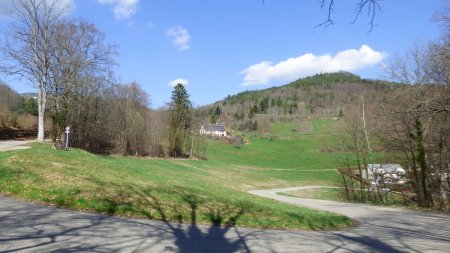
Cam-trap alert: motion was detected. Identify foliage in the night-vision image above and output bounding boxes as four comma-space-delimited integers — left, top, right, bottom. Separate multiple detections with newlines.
0, 83, 38, 130
208, 105, 221, 123
206, 72, 394, 134
168, 84, 192, 157
223, 72, 364, 106
24, 99, 38, 116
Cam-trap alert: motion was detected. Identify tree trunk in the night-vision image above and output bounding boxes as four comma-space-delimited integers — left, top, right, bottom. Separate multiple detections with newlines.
37, 88, 46, 142
415, 118, 432, 207
361, 95, 372, 200
341, 173, 350, 200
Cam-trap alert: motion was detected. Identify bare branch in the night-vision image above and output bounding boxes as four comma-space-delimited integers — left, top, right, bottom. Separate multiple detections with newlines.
316, 0, 335, 28
316, 0, 382, 32
351, 0, 382, 33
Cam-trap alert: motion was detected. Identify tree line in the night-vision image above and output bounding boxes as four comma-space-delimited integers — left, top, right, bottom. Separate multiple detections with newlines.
337, 7, 449, 210
0, 0, 204, 158
0, 82, 38, 129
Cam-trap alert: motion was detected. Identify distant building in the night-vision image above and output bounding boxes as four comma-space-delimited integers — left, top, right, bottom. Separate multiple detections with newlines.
362, 164, 406, 185
200, 123, 228, 137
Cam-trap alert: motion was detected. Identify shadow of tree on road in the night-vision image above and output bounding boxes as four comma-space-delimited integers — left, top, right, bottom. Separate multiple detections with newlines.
3, 186, 449, 252
139, 188, 251, 252
0, 193, 254, 253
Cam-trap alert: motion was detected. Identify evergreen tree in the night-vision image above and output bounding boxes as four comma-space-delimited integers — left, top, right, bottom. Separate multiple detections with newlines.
259, 96, 270, 113
168, 84, 192, 157
214, 105, 221, 116
24, 98, 38, 116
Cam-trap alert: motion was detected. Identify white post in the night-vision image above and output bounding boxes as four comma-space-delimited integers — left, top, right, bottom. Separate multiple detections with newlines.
65, 126, 70, 150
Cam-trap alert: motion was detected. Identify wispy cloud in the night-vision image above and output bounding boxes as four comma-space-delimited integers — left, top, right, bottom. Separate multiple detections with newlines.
97, 0, 139, 19
166, 26, 191, 51
239, 45, 388, 86
168, 78, 189, 87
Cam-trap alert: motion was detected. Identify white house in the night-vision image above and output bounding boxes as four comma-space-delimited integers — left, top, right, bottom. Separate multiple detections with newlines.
200, 123, 228, 137
362, 164, 406, 185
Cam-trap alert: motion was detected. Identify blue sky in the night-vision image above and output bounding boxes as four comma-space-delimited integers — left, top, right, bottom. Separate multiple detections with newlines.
0, 0, 445, 108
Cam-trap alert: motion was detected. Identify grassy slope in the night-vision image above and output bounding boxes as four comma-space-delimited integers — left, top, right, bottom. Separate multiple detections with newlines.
185, 119, 344, 190
0, 119, 352, 230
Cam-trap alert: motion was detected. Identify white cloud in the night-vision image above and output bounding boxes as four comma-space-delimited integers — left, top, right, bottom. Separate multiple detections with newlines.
146, 21, 154, 29
166, 26, 191, 51
97, 0, 139, 19
168, 78, 189, 87
239, 45, 388, 86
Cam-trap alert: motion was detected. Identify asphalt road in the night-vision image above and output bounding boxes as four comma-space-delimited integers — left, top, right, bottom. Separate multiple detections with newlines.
249, 186, 450, 253
0, 185, 449, 252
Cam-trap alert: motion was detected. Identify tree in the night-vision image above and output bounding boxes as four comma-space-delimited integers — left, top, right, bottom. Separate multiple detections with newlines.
168, 83, 192, 157
259, 96, 269, 113
382, 17, 450, 208
48, 19, 116, 143
0, 0, 71, 142
111, 82, 149, 156
24, 98, 38, 116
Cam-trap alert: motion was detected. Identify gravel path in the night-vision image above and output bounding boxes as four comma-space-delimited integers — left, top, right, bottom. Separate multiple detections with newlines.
0, 186, 449, 252
0, 140, 34, 152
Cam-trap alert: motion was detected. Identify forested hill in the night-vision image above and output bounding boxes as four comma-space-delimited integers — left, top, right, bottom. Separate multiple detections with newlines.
198, 72, 394, 130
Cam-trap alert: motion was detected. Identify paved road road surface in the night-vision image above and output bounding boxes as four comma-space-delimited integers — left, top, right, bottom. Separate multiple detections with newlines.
249, 186, 450, 253
0, 185, 449, 252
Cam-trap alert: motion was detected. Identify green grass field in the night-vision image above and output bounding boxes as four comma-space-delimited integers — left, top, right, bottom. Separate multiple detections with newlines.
0, 119, 353, 230
189, 119, 345, 190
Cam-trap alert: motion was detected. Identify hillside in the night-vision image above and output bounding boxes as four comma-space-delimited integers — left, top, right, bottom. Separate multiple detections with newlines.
198, 72, 394, 131
0, 140, 351, 230
0, 82, 38, 132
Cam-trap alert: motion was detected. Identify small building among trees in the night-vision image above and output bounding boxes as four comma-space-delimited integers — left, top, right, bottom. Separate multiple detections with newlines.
200, 123, 228, 137
362, 164, 407, 185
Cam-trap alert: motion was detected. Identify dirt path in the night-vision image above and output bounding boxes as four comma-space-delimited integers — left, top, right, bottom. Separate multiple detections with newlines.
0, 140, 34, 152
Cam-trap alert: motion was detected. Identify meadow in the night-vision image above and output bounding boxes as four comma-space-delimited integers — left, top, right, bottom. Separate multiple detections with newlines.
0, 119, 352, 230
192, 119, 345, 189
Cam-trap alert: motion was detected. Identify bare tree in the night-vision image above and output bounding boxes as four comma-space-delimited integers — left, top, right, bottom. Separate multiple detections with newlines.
48, 19, 117, 143
384, 34, 450, 209
340, 104, 369, 201
0, 0, 71, 142
110, 82, 150, 156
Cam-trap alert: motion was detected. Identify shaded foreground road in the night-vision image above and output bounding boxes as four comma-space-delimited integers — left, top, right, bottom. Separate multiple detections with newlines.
0, 188, 449, 252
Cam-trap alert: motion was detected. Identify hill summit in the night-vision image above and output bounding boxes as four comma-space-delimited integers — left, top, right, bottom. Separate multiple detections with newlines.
198, 72, 391, 131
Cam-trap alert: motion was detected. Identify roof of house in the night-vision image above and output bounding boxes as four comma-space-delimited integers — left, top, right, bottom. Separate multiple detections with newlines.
368, 164, 403, 173
202, 123, 225, 132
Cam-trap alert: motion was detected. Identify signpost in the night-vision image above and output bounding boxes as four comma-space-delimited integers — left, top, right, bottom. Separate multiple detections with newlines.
65, 127, 70, 150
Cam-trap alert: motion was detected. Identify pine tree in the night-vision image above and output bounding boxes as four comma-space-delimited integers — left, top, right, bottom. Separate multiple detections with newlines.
168, 84, 192, 157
